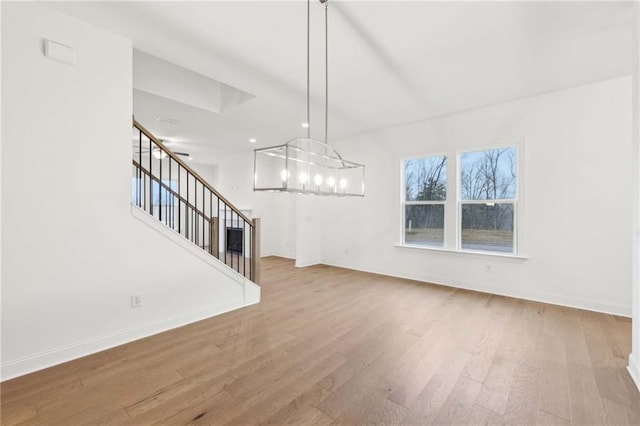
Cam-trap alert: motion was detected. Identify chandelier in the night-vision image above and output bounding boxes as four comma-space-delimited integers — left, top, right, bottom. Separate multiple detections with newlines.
253, 0, 365, 196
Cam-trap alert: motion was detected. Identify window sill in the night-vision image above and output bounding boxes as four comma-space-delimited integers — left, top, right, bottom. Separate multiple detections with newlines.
394, 244, 529, 261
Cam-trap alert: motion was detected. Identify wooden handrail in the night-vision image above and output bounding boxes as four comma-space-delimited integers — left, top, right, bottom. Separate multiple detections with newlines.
133, 119, 261, 285
133, 119, 253, 225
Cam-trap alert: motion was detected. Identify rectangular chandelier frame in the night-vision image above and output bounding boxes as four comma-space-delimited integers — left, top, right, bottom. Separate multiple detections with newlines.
254, 138, 365, 197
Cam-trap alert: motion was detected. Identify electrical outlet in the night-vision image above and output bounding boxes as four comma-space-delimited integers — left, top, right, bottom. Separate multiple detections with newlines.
131, 294, 142, 308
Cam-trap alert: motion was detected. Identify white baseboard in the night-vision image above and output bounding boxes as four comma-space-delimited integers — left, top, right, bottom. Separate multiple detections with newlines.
321, 258, 631, 317
261, 251, 295, 260
629, 354, 640, 392
1, 298, 246, 382
295, 258, 322, 268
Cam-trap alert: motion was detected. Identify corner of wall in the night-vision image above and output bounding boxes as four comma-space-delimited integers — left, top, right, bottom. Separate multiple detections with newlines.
628, 353, 640, 392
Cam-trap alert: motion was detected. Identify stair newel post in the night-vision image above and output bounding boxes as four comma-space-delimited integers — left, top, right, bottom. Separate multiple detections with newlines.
251, 218, 261, 284
211, 217, 219, 259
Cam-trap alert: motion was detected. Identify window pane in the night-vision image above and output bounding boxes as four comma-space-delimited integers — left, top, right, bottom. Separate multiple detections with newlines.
152, 180, 178, 206
460, 148, 516, 200
404, 204, 445, 247
461, 203, 514, 253
404, 156, 447, 201
131, 179, 177, 206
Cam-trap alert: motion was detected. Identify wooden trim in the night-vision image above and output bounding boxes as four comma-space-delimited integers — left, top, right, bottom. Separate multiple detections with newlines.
211, 217, 219, 258
133, 119, 253, 224
251, 218, 261, 284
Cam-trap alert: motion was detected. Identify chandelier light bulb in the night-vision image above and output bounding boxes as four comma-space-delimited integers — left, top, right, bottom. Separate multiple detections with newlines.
280, 169, 290, 182
314, 174, 323, 186
339, 178, 348, 190
298, 172, 308, 184
326, 176, 336, 188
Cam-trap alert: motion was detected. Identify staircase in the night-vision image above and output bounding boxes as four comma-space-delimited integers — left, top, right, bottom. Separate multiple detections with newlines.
131, 119, 261, 284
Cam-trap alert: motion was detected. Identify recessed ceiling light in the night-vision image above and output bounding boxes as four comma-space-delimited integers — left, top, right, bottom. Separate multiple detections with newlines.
249, 138, 257, 143
157, 117, 179, 125
301, 122, 309, 128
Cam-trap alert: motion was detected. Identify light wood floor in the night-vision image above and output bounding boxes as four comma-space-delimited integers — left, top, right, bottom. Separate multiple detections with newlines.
2, 257, 639, 425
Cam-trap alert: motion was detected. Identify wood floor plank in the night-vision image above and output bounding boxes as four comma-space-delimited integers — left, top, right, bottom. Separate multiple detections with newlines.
501, 362, 541, 426
601, 395, 640, 426
123, 369, 236, 421
263, 385, 332, 424
401, 349, 472, 425
35, 364, 183, 420
154, 389, 237, 425
567, 363, 607, 426
581, 310, 624, 368
431, 375, 483, 425
315, 327, 416, 419
562, 313, 592, 367
1, 256, 638, 425
538, 333, 571, 421
333, 387, 407, 425
466, 404, 503, 425
0, 402, 38, 426
537, 410, 572, 426
474, 354, 516, 415
459, 318, 506, 383
265, 405, 333, 425
386, 343, 451, 408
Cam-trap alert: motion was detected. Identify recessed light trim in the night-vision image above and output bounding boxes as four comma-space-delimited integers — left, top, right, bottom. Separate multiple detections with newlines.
249, 138, 257, 143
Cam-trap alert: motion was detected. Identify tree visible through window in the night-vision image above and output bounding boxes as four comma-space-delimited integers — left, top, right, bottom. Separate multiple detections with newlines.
402, 156, 447, 247
459, 147, 517, 253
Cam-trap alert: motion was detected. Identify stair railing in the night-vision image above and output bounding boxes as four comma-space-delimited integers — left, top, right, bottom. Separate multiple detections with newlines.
132, 119, 260, 284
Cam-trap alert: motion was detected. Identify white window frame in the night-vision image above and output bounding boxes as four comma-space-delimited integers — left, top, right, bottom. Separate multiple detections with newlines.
398, 141, 525, 259
457, 145, 519, 255
400, 154, 448, 248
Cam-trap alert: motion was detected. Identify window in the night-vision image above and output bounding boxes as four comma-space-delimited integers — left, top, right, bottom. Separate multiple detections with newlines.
399, 145, 520, 256
131, 178, 178, 206
402, 156, 447, 247
459, 147, 517, 253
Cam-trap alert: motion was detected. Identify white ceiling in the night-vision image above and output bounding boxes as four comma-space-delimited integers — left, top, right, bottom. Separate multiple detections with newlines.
49, 1, 633, 165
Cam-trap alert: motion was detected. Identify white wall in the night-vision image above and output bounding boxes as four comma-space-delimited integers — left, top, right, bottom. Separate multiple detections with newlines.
216, 152, 255, 209
293, 196, 323, 267
214, 151, 297, 258
211, 78, 634, 317
1, 2, 256, 380
191, 163, 219, 189
0, 2, 3, 370
317, 76, 632, 316
256, 192, 297, 259
629, 0, 640, 391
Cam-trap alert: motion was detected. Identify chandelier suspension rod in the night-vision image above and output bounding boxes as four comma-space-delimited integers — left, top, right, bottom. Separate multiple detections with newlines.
306, 0, 311, 139
324, 0, 329, 144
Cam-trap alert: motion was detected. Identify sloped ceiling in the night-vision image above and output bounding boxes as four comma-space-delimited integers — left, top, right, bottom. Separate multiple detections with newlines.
49, 1, 633, 165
